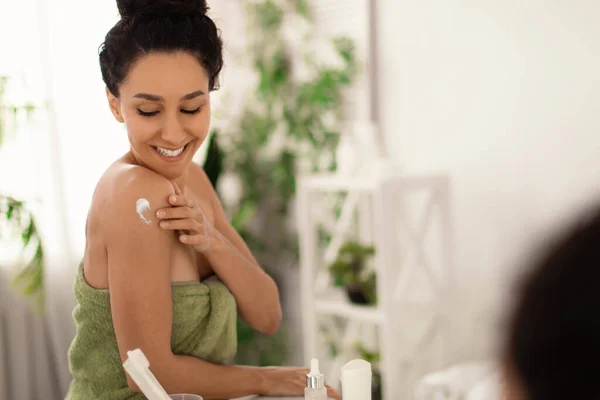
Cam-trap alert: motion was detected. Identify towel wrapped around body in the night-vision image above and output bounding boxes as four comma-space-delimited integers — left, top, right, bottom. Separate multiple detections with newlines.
65, 262, 237, 400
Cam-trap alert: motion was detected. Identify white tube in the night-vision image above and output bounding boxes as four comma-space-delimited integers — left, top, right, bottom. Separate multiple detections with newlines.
123, 349, 172, 400
341, 359, 371, 400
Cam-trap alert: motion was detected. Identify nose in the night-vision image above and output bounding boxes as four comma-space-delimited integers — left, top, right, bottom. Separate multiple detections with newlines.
160, 111, 187, 146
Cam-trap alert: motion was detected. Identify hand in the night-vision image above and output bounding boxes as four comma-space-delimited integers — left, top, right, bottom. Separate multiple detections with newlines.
260, 366, 341, 400
156, 181, 213, 252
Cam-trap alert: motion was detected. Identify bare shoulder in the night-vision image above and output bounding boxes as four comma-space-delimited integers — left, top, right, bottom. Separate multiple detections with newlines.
188, 161, 220, 204
96, 162, 176, 239
110, 163, 175, 199
189, 161, 214, 190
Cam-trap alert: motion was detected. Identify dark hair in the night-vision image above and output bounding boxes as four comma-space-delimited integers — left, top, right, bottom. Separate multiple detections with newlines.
505, 203, 600, 399
99, 0, 223, 97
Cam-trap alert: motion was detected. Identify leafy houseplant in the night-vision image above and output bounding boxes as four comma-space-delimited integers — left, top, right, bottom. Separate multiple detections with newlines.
210, 0, 358, 365
328, 241, 377, 305
0, 75, 44, 309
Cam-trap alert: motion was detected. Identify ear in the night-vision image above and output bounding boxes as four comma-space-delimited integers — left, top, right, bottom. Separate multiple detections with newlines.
106, 87, 124, 123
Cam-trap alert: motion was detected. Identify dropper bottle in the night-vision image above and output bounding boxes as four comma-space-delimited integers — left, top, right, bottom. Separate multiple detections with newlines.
305, 358, 327, 400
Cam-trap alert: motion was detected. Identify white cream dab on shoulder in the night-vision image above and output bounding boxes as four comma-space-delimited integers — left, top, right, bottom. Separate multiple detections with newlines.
135, 198, 151, 225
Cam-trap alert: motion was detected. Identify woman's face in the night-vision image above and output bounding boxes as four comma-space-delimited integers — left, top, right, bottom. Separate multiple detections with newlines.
107, 51, 211, 180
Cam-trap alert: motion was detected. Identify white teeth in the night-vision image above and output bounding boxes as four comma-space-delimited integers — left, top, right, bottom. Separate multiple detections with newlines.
155, 145, 185, 157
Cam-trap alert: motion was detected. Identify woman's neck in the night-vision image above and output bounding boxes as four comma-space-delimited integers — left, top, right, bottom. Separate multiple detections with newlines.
172, 174, 188, 194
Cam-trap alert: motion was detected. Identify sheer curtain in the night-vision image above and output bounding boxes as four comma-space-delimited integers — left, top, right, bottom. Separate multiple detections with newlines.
0, 0, 77, 397
0, 0, 123, 398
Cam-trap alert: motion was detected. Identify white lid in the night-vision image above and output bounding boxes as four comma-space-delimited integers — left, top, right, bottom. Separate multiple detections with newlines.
341, 359, 372, 380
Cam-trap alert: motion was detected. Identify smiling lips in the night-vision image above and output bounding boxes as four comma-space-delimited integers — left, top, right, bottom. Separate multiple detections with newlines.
153, 145, 185, 157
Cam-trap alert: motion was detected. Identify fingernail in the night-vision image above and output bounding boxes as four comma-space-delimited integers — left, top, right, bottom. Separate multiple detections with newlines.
160, 221, 168, 228
170, 196, 177, 203
156, 210, 165, 218
180, 235, 187, 242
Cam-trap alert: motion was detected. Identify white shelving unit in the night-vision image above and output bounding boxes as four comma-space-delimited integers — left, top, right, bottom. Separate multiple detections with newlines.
298, 168, 455, 399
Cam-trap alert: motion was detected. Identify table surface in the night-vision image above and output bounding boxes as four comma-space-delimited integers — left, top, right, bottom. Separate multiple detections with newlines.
234, 397, 306, 400
232, 397, 301, 400
235, 396, 333, 400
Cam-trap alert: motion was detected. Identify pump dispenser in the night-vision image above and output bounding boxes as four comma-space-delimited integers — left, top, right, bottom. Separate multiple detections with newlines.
305, 358, 327, 400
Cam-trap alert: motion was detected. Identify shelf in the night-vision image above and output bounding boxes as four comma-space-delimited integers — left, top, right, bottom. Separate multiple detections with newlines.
299, 170, 454, 399
299, 171, 448, 192
300, 173, 381, 191
315, 297, 384, 324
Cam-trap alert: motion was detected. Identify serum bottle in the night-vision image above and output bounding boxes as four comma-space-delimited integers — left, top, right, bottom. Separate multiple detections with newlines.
305, 358, 328, 400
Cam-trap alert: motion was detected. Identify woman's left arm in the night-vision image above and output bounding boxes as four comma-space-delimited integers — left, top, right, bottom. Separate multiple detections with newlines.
159, 167, 282, 335
206, 194, 283, 335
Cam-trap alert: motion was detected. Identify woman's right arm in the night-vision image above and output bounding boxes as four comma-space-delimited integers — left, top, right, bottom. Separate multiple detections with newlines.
105, 169, 265, 398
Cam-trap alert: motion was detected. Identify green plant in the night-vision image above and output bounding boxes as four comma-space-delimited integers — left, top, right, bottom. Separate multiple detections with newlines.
328, 241, 377, 305
202, 130, 224, 190
0, 75, 44, 309
354, 342, 380, 365
212, 0, 358, 365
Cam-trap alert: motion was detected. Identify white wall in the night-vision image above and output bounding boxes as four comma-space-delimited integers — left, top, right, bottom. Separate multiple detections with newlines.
376, 0, 600, 359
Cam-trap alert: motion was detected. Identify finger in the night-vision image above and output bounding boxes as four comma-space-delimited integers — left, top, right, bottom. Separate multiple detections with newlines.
326, 386, 341, 400
180, 234, 211, 249
156, 206, 194, 220
168, 194, 185, 206
171, 180, 183, 196
159, 218, 202, 233
168, 194, 194, 208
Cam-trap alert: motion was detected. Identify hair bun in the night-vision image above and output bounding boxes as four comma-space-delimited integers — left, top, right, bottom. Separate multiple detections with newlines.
117, 0, 209, 20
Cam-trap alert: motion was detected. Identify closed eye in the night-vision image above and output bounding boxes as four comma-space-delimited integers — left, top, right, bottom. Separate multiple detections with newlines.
136, 107, 201, 117
181, 107, 201, 115
137, 109, 159, 117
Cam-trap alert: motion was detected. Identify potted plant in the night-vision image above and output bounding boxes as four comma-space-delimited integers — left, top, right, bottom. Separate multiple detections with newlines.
355, 342, 382, 400
328, 241, 377, 305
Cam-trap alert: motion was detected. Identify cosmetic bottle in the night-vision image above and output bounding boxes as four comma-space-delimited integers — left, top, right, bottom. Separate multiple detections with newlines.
341, 359, 372, 400
305, 358, 328, 400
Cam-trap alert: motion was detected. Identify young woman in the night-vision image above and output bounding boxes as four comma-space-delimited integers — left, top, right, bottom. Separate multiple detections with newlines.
65, 1, 340, 399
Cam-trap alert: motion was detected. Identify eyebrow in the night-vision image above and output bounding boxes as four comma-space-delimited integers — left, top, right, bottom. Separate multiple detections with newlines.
133, 90, 205, 102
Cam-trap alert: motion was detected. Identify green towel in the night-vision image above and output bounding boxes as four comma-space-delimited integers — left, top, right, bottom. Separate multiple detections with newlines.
65, 263, 237, 400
